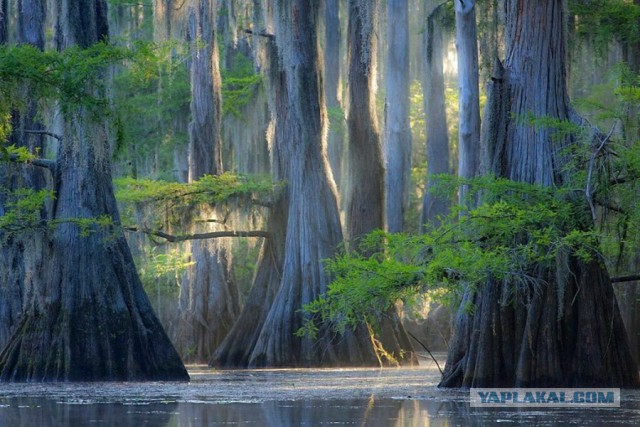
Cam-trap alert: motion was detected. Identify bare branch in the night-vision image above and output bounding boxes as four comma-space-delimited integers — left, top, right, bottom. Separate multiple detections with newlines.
611, 275, 640, 284
6, 154, 56, 170
124, 227, 270, 242
244, 29, 275, 39
23, 130, 63, 141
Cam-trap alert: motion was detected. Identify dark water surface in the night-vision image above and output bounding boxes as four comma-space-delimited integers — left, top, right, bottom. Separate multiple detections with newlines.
1, 361, 639, 426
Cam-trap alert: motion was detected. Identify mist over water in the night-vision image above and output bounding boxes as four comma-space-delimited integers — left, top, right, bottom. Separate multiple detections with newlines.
1, 361, 639, 426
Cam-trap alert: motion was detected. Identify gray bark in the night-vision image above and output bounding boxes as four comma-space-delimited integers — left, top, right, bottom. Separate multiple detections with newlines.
176, 0, 239, 363
246, 0, 379, 367
345, 0, 416, 366
345, 0, 384, 243
0, 0, 7, 44
455, 0, 480, 205
440, 0, 638, 388
187, 0, 222, 180
384, 0, 412, 233
324, 0, 345, 191
421, 0, 450, 230
0, 0, 188, 381
0, 0, 48, 351
213, 3, 287, 368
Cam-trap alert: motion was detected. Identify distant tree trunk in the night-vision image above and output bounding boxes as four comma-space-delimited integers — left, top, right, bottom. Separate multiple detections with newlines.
213, 24, 288, 367
345, 0, 416, 366
440, 0, 639, 388
0, 0, 48, 351
0, 0, 188, 382
384, 0, 412, 233
345, 0, 384, 242
0, 0, 7, 44
175, 0, 240, 363
324, 0, 345, 191
245, 0, 381, 367
421, 0, 450, 230
187, 0, 222, 180
455, 0, 480, 204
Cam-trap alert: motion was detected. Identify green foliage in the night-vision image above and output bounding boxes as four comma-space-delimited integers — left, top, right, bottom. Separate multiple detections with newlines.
0, 43, 133, 123
0, 188, 53, 235
221, 53, 262, 119
569, 0, 640, 51
114, 172, 277, 229
137, 247, 193, 297
112, 41, 191, 178
299, 176, 601, 338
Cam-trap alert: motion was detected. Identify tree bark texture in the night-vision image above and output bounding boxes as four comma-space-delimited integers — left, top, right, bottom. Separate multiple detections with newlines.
455, 0, 480, 204
213, 35, 288, 367
345, 0, 384, 243
0, 0, 188, 381
187, 0, 222, 180
0, 0, 48, 351
324, 0, 345, 192
421, 0, 450, 230
384, 0, 412, 233
244, 0, 382, 367
440, 0, 639, 388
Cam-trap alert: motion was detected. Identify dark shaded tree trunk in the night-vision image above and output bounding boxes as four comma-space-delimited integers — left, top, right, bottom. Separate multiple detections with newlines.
0, 0, 48, 350
0, 0, 7, 44
384, 0, 412, 233
440, 0, 639, 388
0, 0, 188, 382
421, 0, 450, 229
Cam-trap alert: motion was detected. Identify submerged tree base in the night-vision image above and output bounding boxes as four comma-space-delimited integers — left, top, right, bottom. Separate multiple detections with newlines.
0, 229, 189, 382
439, 257, 640, 388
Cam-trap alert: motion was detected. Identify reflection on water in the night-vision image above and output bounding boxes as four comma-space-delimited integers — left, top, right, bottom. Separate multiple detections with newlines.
1, 363, 640, 426
2, 396, 640, 426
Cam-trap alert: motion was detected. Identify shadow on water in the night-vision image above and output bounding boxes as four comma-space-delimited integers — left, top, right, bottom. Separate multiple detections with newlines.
1, 362, 640, 426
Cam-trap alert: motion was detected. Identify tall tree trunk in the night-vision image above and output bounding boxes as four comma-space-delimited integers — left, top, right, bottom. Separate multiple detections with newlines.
384, 0, 412, 233
324, 0, 345, 192
0, 0, 7, 44
245, 0, 380, 367
345, 0, 416, 366
0, 0, 188, 381
421, 0, 450, 230
213, 25, 289, 367
0, 0, 48, 350
455, 0, 480, 205
345, 0, 384, 243
176, 0, 239, 363
440, 0, 639, 388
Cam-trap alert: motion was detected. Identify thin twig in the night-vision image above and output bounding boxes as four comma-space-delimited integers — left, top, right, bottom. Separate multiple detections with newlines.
585, 121, 616, 222
406, 329, 444, 375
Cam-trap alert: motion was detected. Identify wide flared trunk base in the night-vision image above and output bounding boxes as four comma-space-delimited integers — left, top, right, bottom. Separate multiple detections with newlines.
439, 258, 639, 388
0, 233, 189, 382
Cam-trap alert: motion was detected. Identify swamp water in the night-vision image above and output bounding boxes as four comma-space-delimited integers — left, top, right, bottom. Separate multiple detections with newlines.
1, 360, 639, 426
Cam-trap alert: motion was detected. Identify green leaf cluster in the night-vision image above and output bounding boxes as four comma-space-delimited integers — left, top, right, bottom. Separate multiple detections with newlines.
299, 176, 601, 339
114, 172, 277, 228
221, 53, 262, 119
0, 188, 53, 236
